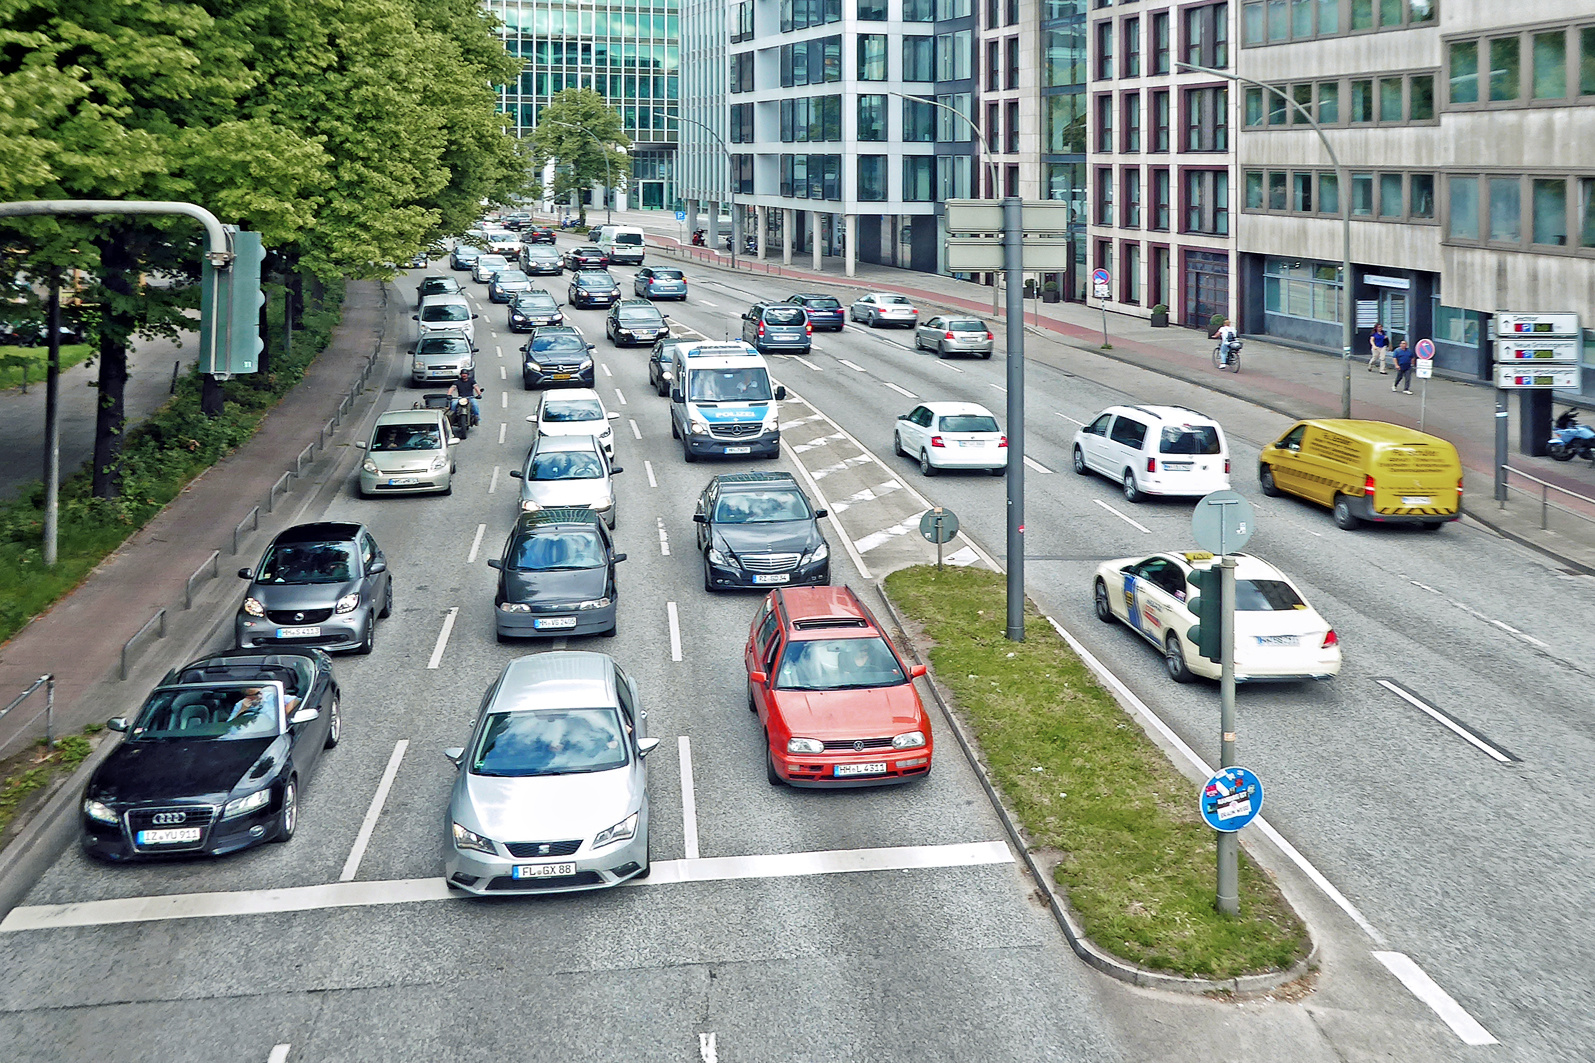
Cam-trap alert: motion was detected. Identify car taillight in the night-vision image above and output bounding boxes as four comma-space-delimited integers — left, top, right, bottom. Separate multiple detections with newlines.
945, 331, 955, 340
1457, 477, 1464, 497
1364, 473, 1376, 496
1147, 457, 1157, 473
758, 322, 766, 335
1322, 629, 1339, 648
806, 321, 813, 334
930, 435, 945, 448
998, 436, 1008, 448
985, 331, 994, 340
1224, 458, 1231, 474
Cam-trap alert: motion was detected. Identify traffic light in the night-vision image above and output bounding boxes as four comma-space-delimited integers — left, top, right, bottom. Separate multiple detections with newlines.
1186, 564, 1223, 663
199, 228, 264, 376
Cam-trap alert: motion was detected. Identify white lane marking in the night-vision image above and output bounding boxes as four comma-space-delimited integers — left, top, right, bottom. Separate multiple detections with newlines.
699, 299, 717, 307
500, 392, 507, 408
614, 388, 627, 406
1093, 498, 1152, 534
340, 740, 409, 882
883, 381, 916, 399
268, 1047, 291, 1063
645, 460, 658, 488
1375, 680, 1517, 763
989, 383, 1007, 393
488, 466, 500, 494
810, 454, 874, 480
1405, 579, 1550, 650
466, 523, 487, 563
698, 1033, 717, 1063
1041, 614, 1389, 945
936, 361, 964, 372
629, 418, 642, 440
498, 422, 507, 444
794, 356, 824, 372
838, 358, 867, 373
426, 608, 459, 670
831, 480, 903, 515
791, 431, 845, 454
495, 344, 502, 359
1373, 952, 1498, 1045
781, 441, 872, 582
854, 512, 926, 554
667, 601, 682, 661
678, 736, 700, 860
1022, 456, 1052, 475
657, 516, 670, 555
602, 362, 613, 377
498, 365, 506, 380
1054, 412, 1085, 425
780, 413, 827, 430
0, 841, 1012, 931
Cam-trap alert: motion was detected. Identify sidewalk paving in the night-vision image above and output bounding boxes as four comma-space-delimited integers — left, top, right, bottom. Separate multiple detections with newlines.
578, 206, 1595, 575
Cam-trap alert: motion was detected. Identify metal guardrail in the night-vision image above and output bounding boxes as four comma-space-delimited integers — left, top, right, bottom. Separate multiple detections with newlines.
1500, 465, 1595, 532
296, 443, 315, 475
0, 674, 54, 757
119, 609, 166, 681
184, 550, 220, 609
233, 505, 259, 555
266, 470, 293, 513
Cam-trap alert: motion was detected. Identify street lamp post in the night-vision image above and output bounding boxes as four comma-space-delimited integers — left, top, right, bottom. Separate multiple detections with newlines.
1177, 62, 1354, 418
674, 114, 739, 270
546, 119, 619, 225
883, 91, 1002, 320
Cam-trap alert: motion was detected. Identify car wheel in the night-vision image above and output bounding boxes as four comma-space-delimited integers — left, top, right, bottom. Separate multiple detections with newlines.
1420, 521, 1445, 532
634, 841, 651, 879
1121, 469, 1142, 503
354, 615, 375, 655
766, 737, 783, 787
323, 692, 342, 749
990, 466, 1004, 476
747, 685, 758, 713
919, 450, 936, 476
599, 622, 617, 637
893, 430, 905, 457
440, 482, 452, 497
868, 311, 878, 328
379, 582, 393, 618
981, 350, 992, 360
937, 342, 948, 359
683, 440, 697, 463
1333, 494, 1361, 530
1073, 447, 1088, 475
1094, 579, 1114, 623
913, 333, 923, 351
1165, 635, 1194, 684
1259, 464, 1281, 497
670, 417, 680, 439
704, 560, 716, 593
272, 778, 298, 842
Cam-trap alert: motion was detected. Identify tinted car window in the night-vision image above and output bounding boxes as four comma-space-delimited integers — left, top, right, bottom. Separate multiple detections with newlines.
1159, 426, 1221, 455
799, 296, 839, 308
515, 292, 558, 309
372, 424, 442, 450
774, 637, 907, 691
714, 489, 811, 523
618, 306, 663, 323
577, 276, 617, 289
763, 306, 806, 325
1109, 417, 1148, 448
417, 336, 471, 355
612, 233, 643, 245
528, 451, 604, 480
650, 269, 684, 280
1233, 580, 1306, 611
531, 336, 588, 354
510, 530, 607, 570
421, 304, 470, 322
880, 295, 912, 306
256, 541, 358, 583
946, 319, 985, 331
524, 247, 559, 260
471, 709, 628, 777
543, 398, 604, 422
938, 414, 999, 433
131, 686, 283, 740
494, 271, 528, 284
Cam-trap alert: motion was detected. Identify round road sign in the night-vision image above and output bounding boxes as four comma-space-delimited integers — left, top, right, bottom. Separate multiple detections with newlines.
1192, 489, 1255, 554
1200, 766, 1264, 833
919, 507, 959, 544
1415, 338, 1435, 360
1091, 268, 1110, 285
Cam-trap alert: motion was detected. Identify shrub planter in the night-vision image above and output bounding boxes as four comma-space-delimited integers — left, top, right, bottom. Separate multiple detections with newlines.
1150, 304, 1169, 327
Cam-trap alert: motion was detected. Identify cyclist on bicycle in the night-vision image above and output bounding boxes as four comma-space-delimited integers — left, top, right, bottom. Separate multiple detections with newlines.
1214, 318, 1239, 368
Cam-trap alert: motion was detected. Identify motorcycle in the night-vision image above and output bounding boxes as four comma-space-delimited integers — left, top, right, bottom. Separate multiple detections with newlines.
690, 228, 706, 247
1548, 408, 1595, 462
418, 393, 472, 439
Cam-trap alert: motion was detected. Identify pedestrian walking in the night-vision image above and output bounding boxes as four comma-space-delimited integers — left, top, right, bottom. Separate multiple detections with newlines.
1367, 324, 1390, 373
1392, 340, 1416, 394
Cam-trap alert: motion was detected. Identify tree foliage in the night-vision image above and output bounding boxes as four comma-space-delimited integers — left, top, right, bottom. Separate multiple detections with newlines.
525, 88, 632, 221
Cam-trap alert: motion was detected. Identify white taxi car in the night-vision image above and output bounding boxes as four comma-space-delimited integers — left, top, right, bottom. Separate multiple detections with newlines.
1091, 550, 1340, 684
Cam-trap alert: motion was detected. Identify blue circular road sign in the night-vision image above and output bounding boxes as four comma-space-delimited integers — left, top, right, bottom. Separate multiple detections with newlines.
1091, 268, 1110, 285
1200, 766, 1263, 832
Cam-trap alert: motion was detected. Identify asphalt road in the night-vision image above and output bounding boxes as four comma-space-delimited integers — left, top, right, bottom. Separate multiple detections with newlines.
1, 244, 1587, 1062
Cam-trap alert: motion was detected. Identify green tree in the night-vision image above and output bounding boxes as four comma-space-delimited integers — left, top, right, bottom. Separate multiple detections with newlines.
526, 88, 631, 224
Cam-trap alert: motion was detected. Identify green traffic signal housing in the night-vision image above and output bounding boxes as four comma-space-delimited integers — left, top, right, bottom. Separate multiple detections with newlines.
199, 227, 264, 376
1186, 564, 1223, 663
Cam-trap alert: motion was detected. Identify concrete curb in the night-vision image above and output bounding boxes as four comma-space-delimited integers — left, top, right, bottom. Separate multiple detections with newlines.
871, 582, 1318, 997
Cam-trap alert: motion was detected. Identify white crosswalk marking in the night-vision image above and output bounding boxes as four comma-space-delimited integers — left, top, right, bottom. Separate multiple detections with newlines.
810, 454, 874, 480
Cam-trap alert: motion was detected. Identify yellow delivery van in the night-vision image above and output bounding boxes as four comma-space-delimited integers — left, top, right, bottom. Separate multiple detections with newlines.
1258, 419, 1463, 531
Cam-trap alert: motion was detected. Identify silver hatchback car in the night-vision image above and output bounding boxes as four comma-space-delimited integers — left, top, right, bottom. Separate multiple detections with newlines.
914, 315, 993, 359
510, 434, 622, 527
442, 652, 657, 895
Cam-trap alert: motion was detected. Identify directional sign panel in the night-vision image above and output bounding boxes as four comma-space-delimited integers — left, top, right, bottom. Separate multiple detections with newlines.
1495, 365, 1582, 389
1192, 489, 1255, 554
945, 237, 1071, 271
919, 507, 960, 544
1496, 312, 1579, 337
1200, 766, 1263, 833
1496, 339, 1581, 363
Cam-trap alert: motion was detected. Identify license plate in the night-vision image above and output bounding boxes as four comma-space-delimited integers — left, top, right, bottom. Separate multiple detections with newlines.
533, 616, 578, 630
277, 625, 321, 638
1254, 635, 1298, 646
137, 827, 202, 845
834, 762, 888, 777
1401, 496, 1432, 505
958, 440, 984, 448
752, 573, 790, 584
722, 446, 752, 454
512, 862, 577, 879
1163, 463, 1192, 471
387, 477, 420, 486
552, 373, 573, 380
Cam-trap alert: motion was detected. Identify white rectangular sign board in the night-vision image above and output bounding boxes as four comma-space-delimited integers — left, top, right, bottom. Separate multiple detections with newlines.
1496, 312, 1580, 338
1495, 339, 1581, 363
1494, 364, 1582, 389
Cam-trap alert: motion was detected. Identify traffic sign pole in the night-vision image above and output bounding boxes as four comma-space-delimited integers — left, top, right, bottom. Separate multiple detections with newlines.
1217, 555, 1238, 916
1092, 268, 1111, 349
1415, 338, 1434, 431
1004, 196, 1026, 642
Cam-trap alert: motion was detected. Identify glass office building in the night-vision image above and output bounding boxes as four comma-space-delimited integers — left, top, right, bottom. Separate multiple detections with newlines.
488, 0, 681, 209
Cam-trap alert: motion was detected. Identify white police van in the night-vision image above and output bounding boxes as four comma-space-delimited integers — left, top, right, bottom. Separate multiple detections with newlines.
666, 342, 787, 462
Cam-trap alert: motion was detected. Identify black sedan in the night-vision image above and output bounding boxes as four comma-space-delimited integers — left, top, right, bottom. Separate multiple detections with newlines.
507, 290, 564, 332
568, 271, 620, 309
235, 522, 392, 655
563, 245, 609, 271
606, 300, 669, 347
525, 226, 557, 244
79, 647, 340, 860
694, 472, 831, 591
488, 509, 626, 640
649, 336, 695, 396
523, 328, 596, 389
416, 275, 463, 308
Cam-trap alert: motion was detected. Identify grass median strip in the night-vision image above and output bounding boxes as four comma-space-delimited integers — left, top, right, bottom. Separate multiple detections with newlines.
884, 565, 1308, 980
0, 728, 99, 846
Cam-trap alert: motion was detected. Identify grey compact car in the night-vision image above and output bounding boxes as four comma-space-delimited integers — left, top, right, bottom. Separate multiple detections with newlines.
442, 652, 657, 895
410, 331, 475, 386
235, 522, 392, 655
356, 408, 457, 495
914, 315, 993, 359
510, 434, 622, 528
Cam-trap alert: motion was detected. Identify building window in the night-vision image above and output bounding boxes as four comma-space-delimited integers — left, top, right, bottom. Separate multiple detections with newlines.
1350, 172, 1373, 216
732, 2, 754, 43
1268, 170, 1286, 210
1583, 29, 1595, 95
1449, 41, 1480, 104
1096, 94, 1114, 152
1151, 12, 1170, 74
1045, 93, 1084, 153
1319, 172, 1339, 215
987, 0, 999, 30
1122, 242, 1141, 303
904, 37, 934, 82
730, 103, 754, 144
987, 40, 1001, 91
938, 93, 973, 141
1349, 79, 1373, 122
1095, 239, 1110, 272
1379, 78, 1403, 122
859, 35, 887, 81
1490, 176, 1521, 242
939, 154, 972, 199
1411, 173, 1435, 219
733, 154, 753, 195
938, 0, 974, 18
1123, 92, 1141, 152
1097, 166, 1114, 225
903, 156, 935, 200
1184, 87, 1228, 151
1183, 169, 1229, 234
1264, 259, 1343, 325
987, 103, 1000, 160
1448, 175, 1480, 240
1410, 75, 1435, 120
731, 51, 753, 93
1152, 168, 1170, 230
781, 0, 843, 30
1124, 168, 1141, 227
903, 96, 935, 141
1007, 0, 1019, 26
1184, 3, 1229, 69
1490, 36, 1521, 102
859, 0, 887, 19
1007, 36, 1020, 90
858, 155, 887, 201
1244, 170, 1263, 210
1096, 19, 1114, 79
1582, 178, 1595, 246
1124, 17, 1141, 78
1532, 178, 1568, 245
904, 0, 935, 20
1005, 99, 1020, 153
1379, 172, 1403, 217
1532, 31, 1567, 100
1318, 80, 1340, 123
858, 94, 886, 141
1293, 171, 1312, 212
780, 36, 843, 87
938, 29, 973, 81
1152, 89, 1169, 151
1006, 164, 1019, 197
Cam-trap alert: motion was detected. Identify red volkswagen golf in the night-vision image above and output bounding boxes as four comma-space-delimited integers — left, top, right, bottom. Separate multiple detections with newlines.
743, 586, 933, 787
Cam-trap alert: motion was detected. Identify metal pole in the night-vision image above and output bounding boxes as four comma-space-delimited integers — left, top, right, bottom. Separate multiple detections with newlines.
1217, 555, 1238, 916
1495, 392, 1509, 502
43, 270, 61, 567
675, 116, 737, 271
1003, 196, 1026, 642
44, 675, 54, 749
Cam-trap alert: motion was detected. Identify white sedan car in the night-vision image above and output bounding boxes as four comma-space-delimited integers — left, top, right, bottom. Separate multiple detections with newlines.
893, 401, 1007, 476
529, 388, 619, 458
1092, 550, 1341, 684
850, 292, 919, 328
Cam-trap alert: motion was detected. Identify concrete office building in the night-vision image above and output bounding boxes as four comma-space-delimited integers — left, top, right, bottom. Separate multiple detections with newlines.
1234, 0, 1595, 392
488, 0, 681, 210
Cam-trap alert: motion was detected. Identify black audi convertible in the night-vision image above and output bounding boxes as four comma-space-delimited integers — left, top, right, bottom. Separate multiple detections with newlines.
80, 648, 341, 861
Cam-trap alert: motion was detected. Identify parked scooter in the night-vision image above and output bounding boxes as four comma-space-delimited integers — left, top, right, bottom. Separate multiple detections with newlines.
1548, 408, 1595, 462
690, 228, 706, 247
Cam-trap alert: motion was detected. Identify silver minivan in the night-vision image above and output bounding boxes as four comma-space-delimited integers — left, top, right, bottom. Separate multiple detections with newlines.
741, 302, 811, 354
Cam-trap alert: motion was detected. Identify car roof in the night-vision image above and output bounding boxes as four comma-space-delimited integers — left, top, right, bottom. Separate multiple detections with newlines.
773, 586, 881, 640
573, 245, 604, 252
921, 401, 997, 417
416, 330, 471, 342
375, 409, 448, 426
864, 292, 909, 299
712, 471, 801, 491
275, 521, 362, 544
492, 651, 618, 713
789, 292, 835, 299
531, 433, 603, 454
542, 387, 603, 404
420, 275, 456, 285
420, 292, 469, 307
1104, 404, 1220, 425
515, 507, 605, 530
1138, 551, 1284, 580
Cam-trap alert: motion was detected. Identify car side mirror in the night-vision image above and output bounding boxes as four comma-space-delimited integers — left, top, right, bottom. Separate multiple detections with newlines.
509, 469, 523, 478
472, 314, 479, 319
412, 315, 419, 320
587, 343, 596, 350
610, 465, 623, 474
107, 717, 129, 732
607, 411, 621, 420
637, 737, 660, 757
693, 513, 708, 523
910, 664, 928, 679
354, 440, 367, 449
447, 434, 460, 446
749, 670, 767, 685
814, 509, 828, 518
670, 388, 684, 403
526, 415, 538, 423
443, 747, 464, 766
487, 559, 502, 570
774, 385, 788, 401
237, 568, 253, 579
613, 552, 627, 563
290, 707, 321, 726
660, 314, 669, 319
366, 559, 387, 575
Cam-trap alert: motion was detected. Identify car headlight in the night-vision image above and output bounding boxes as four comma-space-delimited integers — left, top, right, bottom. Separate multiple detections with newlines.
520, 500, 542, 513
787, 737, 824, 755
689, 419, 710, 436
242, 597, 265, 617
222, 787, 273, 819
801, 541, 829, 566
498, 602, 532, 612
577, 597, 611, 610
551, 313, 563, 323
707, 547, 731, 567
362, 460, 378, 474
593, 811, 638, 848
82, 799, 118, 825
892, 730, 926, 750
429, 456, 448, 471
334, 592, 361, 614
452, 821, 496, 855
413, 360, 426, 371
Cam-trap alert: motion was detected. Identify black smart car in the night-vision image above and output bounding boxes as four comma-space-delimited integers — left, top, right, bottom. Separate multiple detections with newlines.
79, 647, 340, 860
694, 472, 830, 591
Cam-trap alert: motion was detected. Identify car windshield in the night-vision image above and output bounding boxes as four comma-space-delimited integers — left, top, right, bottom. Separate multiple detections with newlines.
543, 399, 604, 422
618, 307, 663, 324
129, 685, 283, 741
527, 450, 604, 480
801, 296, 839, 309
687, 368, 772, 402
509, 530, 607, 571
939, 414, 999, 433
255, 541, 358, 583
372, 423, 442, 451
494, 271, 527, 284
478, 256, 507, 267
421, 305, 470, 322
531, 336, 588, 356
471, 708, 628, 776
714, 489, 810, 523
650, 270, 684, 280
763, 306, 805, 325
516, 293, 557, 309
1159, 425, 1222, 455
417, 337, 470, 355
1234, 579, 1307, 611
525, 247, 558, 259
578, 276, 616, 289
774, 637, 907, 691
455, 247, 479, 258
421, 280, 455, 294
947, 319, 986, 332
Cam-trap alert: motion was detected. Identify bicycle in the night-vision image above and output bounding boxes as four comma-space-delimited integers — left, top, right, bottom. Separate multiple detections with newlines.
1212, 339, 1242, 373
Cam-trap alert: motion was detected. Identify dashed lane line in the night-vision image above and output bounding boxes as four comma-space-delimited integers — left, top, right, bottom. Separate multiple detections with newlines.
1374, 679, 1518, 764
339, 740, 408, 882
810, 454, 874, 480
791, 431, 846, 454
499, 365, 506, 380
1372, 952, 1499, 1046
645, 460, 658, 488
268, 1046, 291, 1063
602, 363, 613, 377
1055, 412, 1085, 425
678, 736, 700, 860
838, 358, 867, 373
883, 381, 916, 399
1093, 498, 1152, 534
794, 356, 824, 372
781, 441, 872, 582
1023, 456, 1053, 475
498, 422, 507, 444
488, 466, 500, 494
657, 515, 670, 555
854, 512, 925, 554
466, 523, 486, 563
426, 608, 459, 670
615, 388, 628, 406
500, 392, 507, 408
630, 418, 642, 440
667, 601, 682, 661
780, 413, 827, 430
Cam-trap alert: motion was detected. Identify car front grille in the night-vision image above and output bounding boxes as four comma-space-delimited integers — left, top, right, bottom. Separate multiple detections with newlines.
485, 871, 604, 890
739, 552, 801, 573
505, 839, 583, 858
710, 423, 762, 439
267, 609, 333, 624
533, 362, 587, 375
820, 737, 895, 751
127, 805, 217, 850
